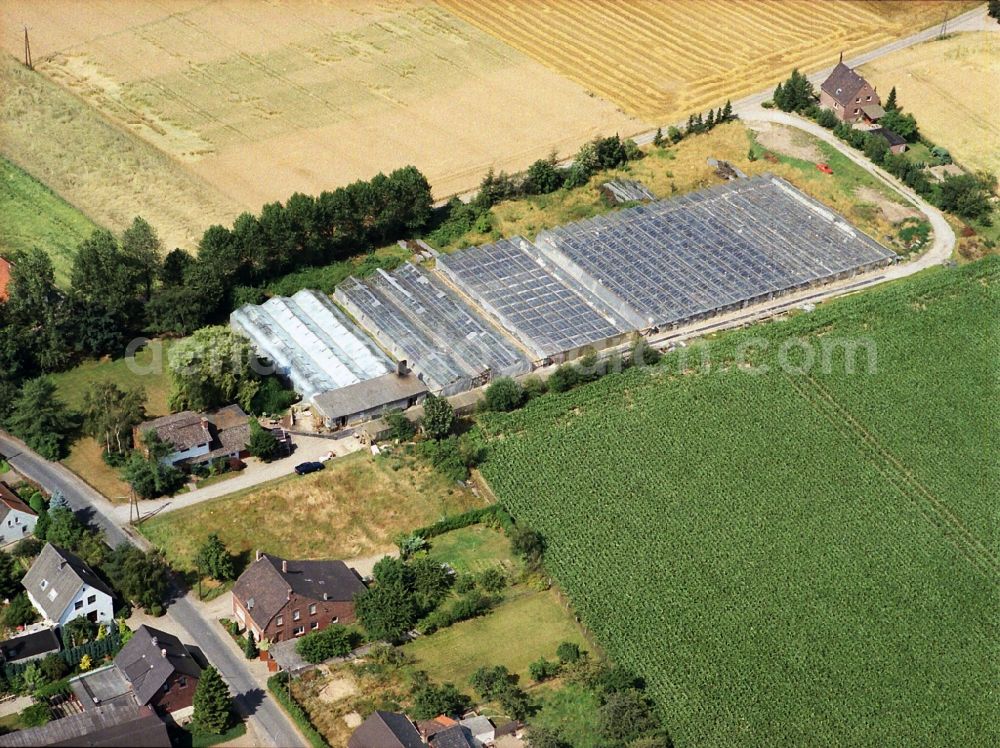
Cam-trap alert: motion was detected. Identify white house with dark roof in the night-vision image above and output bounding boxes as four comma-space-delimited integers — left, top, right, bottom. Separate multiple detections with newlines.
21, 543, 114, 627
0, 483, 37, 545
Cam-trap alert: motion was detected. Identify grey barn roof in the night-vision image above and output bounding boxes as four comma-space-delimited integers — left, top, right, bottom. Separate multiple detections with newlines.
22, 544, 114, 621
820, 62, 871, 105
311, 371, 428, 421
0, 704, 169, 747
0, 628, 60, 664
349, 710, 424, 748
233, 554, 366, 630
114, 625, 201, 706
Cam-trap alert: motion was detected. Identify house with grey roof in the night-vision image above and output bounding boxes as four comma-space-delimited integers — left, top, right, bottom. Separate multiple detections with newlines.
71, 625, 201, 716
348, 710, 424, 748
0, 627, 61, 667
0, 482, 37, 545
232, 552, 366, 643
133, 405, 256, 469
819, 56, 883, 124
22, 544, 114, 627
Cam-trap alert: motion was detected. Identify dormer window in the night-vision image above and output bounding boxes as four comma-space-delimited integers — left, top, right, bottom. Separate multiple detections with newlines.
855, 97, 861, 103
866, 95, 871, 101
40, 579, 48, 590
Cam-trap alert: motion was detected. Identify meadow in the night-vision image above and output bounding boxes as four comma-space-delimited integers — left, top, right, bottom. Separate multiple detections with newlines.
440, 0, 974, 122
1, 0, 638, 219
0, 155, 99, 286
860, 31, 1000, 176
477, 258, 998, 746
139, 449, 485, 571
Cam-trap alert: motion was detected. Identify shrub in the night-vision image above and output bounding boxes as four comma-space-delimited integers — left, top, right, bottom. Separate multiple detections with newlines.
477, 566, 507, 593
511, 526, 546, 566
815, 108, 839, 129
410, 680, 471, 720
39, 653, 68, 682
529, 657, 560, 682
295, 625, 354, 664
386, 411, 416, 441
556, 641, 582, 664
10, 537, 41, 559
484, 377, 525, 412
420, 394, 454, 440
521, 375, 548, 400
547, 364, 579, 393
19, 703, 51, 728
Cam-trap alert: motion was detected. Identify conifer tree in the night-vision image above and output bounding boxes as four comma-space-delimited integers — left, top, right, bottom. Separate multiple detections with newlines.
193, 666, 232, 734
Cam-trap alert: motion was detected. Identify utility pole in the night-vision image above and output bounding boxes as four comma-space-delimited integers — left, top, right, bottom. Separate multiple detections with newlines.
23, 26, 32, 69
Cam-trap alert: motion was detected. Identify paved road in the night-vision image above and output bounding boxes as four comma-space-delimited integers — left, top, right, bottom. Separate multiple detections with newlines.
0, 432, 306, 748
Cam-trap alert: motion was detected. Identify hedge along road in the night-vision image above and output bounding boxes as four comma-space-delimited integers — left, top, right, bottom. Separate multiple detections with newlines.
0, 431, 307, 748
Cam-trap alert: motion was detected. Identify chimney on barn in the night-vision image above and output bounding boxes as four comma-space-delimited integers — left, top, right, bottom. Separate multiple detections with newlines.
161, 649, 167, 658
397, 359, 408, 376
256, 549, 263, 562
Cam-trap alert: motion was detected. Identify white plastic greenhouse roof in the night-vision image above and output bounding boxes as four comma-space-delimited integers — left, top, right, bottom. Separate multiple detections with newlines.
230, 289, 393, 401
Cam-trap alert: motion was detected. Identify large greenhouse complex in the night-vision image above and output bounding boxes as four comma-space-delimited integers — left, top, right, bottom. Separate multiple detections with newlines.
231, 174, 896, 426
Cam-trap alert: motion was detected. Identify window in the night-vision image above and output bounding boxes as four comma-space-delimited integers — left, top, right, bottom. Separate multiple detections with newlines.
331, 617, 339, 624
179, 677, 187, 688
47, 589, 58, 601
866, 95, 872, 101
39, 580, 48, 590
292, 610, 300, 621
6, 520, 12, 527
310, 621, 319, 630
75, 600, 83, 610
853, 108, 860, 114
855, 97, 861, 103
293, 626, 305, 636
276, 615, 284, 626
87, 595, 96, 605
308, 604, 316, 615
163, 682, 170, 692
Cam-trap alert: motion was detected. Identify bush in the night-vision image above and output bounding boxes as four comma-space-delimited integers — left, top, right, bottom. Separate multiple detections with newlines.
547, 364, 579, 393
417, 591, 493, 635
420, 394, 454, 440
484, 377, 525, 412
295, 625, 355, 664
409, 680, 471, 720
386, 411, 416, 441
529, 657, 560, 682
477, 566, 507, 593
19, 703, 51, 728
249, 375, 299, 416
39, 653, 68, 682
4, 593, 37, 628
556, 641, 582, 664
510, 526, 546, 567
247, 420, 280, 462
521, 375, 548, 400
10, 537, 41, 559
815, 108, 839, 129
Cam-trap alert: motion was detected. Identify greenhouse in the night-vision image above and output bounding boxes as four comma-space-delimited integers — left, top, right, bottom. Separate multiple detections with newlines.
335, 262, 531, 394
230, 289, 393, 401
532, 175, 896, 328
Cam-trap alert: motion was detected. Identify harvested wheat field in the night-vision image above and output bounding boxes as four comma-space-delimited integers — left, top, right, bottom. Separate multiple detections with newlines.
0, 0, 640, 217
0, 56, 240, 252
439, 0, 978, 121
860, 32, 1000, 176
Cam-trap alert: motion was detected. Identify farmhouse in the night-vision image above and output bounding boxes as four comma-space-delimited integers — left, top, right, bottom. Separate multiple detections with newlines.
349, 711, 424, 748
232, 552, 366, 643
71, 625, 201, 716
22, 543, 114, 627
134, 405, 254, 468
0, 482, 37, 545
820, 57, 883, 123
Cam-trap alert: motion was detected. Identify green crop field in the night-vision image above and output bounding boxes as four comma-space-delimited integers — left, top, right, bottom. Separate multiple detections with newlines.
477, 258, 998, 747
0, 155, 99, 286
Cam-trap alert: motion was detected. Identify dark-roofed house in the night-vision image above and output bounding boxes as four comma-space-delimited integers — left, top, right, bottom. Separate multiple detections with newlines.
348, 710, 424, 748
22, 544, 114, 627
871, 127, 908, 155
115, 625, 201, 714
820, 57, 881, 123
430, 725, 475, 748
0, 627, 61, 666
134, 404, 255, 469
0, 482, 37, 545
232, 552, 366, 643
0, 703, 170, 747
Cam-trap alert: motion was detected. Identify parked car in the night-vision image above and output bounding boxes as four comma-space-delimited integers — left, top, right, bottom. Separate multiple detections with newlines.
294, 461, 324, 475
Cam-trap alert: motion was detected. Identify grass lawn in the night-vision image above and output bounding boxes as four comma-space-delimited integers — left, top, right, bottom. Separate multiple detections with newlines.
425, 524, 516, 574
403, 587, 590, 687
0, 155, 100, 287
531, 683, 604, 748
140, 450, 485, 572
47, 339, 176, 416
62, 437, 133, 501
169, 719, 246, 748
0, 712, 24, 734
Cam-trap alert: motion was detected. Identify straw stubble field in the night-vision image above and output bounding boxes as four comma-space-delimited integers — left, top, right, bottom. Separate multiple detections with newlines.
0, 0, 640, 226
439, 0, 977, 121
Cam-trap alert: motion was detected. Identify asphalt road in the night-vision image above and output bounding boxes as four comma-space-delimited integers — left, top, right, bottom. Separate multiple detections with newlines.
0, 432, 306, 748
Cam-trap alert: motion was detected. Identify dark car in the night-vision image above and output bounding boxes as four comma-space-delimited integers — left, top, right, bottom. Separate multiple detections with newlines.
294, 461, 324, 475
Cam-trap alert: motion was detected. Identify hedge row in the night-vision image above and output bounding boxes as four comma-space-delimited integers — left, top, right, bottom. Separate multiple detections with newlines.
411, 505, 514, 540
267, 673, 328, 748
